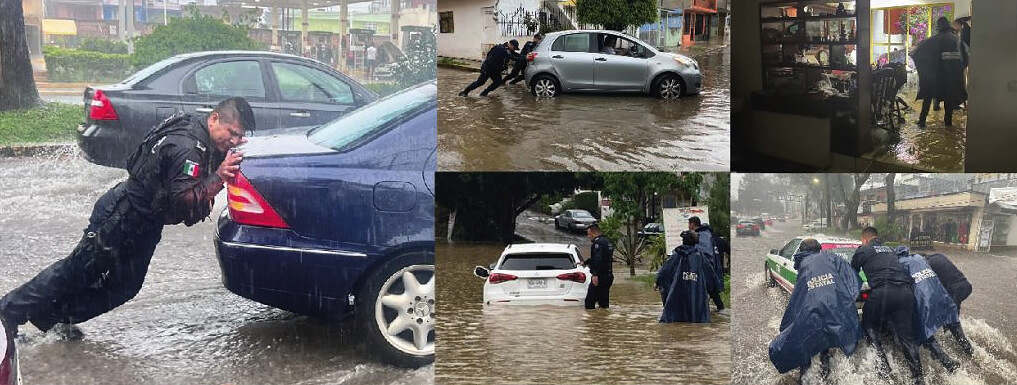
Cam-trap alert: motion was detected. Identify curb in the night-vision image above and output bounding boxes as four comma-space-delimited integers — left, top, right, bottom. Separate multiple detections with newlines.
438, 62, 480, 72
0, 143, 78, 158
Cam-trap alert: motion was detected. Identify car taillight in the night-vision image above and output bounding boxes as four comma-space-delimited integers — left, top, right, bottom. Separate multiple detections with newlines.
556, 272, 586, 283
227, 171, 289, 228
737, 225, 745, 229
89, 89, 119, 120
488, 273, 518, 284
860, 292, 869, 301
527, 52, 537, 62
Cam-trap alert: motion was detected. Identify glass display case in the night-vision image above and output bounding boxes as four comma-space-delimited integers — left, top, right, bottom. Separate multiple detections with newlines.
759, 1, 859, 97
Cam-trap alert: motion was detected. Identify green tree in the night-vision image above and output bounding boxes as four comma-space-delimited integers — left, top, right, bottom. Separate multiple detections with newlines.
708, 173, 731, 239
435, 173, 585, 243
599, 172, 702, 276
132, 6, 263, 68
572, 191, 601, 219
575, 0, 658, 31
1, 0, 41, 110
392, 28, 437, 87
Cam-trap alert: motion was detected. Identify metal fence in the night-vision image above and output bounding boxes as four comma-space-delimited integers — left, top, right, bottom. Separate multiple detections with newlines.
496, 5, 540, 37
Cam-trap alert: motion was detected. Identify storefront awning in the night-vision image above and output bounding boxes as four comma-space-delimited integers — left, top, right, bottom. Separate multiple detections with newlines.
43, 19, 77, 36
989, 187, 1017, 214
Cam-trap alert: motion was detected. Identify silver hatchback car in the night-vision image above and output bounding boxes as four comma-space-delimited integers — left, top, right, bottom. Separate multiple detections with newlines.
524, 30, 701, 99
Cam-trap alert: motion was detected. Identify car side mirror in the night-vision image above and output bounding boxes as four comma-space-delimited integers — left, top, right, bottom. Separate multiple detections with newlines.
770, 249, 779, 255
474, 266, 490, 279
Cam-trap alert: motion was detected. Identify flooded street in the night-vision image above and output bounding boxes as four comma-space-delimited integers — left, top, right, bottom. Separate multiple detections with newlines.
0, 152, 430, 384
731, 219, 1017, 385
436, 212, 731, 385
870, 89, 966, 172
437, 48, 730, 171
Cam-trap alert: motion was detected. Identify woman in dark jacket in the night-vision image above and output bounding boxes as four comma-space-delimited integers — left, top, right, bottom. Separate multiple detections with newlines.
910, 17, 968, 127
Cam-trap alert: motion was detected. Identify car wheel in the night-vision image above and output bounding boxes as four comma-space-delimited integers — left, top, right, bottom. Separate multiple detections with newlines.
531, 75, 560, 97
765, 263, 776, 288
654, 74, 683, 100
356, 250, 435, 368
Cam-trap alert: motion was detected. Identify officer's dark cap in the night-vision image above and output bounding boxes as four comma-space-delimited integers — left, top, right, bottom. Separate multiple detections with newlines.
688, 216, 702, 226
680, 230, 698, 245
214, 97, 256, 132
509, 39, 520, 49
800, 238, 821, 253
862, 226, 878, 237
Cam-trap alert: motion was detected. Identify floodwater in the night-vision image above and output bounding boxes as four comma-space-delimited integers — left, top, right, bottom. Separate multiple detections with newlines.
870, 89, 966, 172
0, 151, 431, 384
731, 219, 1017, 385
437, 48, 731, 171
435, 242, 731, 385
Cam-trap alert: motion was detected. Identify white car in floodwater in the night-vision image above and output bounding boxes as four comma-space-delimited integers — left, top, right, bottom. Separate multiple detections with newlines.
474, 243, 590, 305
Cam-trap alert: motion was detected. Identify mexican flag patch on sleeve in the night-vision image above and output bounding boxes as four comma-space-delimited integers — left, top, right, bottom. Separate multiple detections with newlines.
182, 160, 201, 179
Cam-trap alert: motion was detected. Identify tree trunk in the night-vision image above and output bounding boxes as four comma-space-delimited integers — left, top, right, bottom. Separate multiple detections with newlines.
0, 0, 41, 111
885, 173, 897, 229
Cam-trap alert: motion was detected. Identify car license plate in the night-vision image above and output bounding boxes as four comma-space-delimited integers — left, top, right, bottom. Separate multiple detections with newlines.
527, 278, 547, 289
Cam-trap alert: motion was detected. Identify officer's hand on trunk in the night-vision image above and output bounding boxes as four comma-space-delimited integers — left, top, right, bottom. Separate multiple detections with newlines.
217, 150, 244, 181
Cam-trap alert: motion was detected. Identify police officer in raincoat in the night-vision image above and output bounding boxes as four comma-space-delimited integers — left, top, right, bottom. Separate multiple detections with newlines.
910, 16, 968, 127
657, 231, 710, 323
851, 227, 925, 385
0, 98, 253, 339
689, 216, 726, 313
895, 246, 960, 372
924, 252, 974, 355
769, 239, 862, 384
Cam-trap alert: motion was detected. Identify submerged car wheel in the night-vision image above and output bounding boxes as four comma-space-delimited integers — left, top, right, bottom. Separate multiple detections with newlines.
765, 263, 776, 288
357, 251, 435, 368
531, 75, 560, 97
654, 74, 683, 100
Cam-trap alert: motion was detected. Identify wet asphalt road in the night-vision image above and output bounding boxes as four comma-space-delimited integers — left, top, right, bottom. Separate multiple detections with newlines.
0, 152, 431, 385
437, 48, 730, 172
731, 219, 1017, 385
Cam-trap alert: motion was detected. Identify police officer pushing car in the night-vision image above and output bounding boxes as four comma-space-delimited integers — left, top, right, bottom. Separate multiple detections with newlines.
584, 224, 614, 309
0, 97, 254, 339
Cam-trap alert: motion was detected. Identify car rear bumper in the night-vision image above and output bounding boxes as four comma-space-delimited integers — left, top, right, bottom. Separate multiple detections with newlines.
77, 122, 129, 168
484, 295, 587, 306
214, 211, 372, 319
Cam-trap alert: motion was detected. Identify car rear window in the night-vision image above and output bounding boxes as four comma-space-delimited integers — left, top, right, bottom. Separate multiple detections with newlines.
120, 55, 188, 85
572, 210, 593, 218
500, 253, 575, 270
308, 81, 436, 151
552, 33, 591, 53
825, 246, 859, 261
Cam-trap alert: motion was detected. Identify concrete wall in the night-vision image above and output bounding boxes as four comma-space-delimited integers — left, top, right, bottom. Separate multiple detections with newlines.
437, 0, 494, 60
966, 1, 1017, 170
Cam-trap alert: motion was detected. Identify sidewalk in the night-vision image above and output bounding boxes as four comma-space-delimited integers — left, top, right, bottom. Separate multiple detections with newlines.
437, 57, 481, 72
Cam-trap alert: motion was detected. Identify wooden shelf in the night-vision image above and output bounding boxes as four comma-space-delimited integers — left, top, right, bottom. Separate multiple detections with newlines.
763, 63, 858, 71
762, 40, 858, 45
761, 14, 858, 23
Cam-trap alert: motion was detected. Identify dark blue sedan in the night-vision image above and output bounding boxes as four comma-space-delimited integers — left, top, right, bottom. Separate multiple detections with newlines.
214, 81, 436, 367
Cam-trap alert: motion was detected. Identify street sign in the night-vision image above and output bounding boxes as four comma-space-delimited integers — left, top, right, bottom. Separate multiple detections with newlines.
663, 206, 710, 253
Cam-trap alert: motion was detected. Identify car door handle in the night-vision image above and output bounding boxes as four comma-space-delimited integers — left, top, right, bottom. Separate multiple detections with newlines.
289, 111, 311, 118
595, 57, 607, 61
195, 107, 213, 113
551, 55, 564, 59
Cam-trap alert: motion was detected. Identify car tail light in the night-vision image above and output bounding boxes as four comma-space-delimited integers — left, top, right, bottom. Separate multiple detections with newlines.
488, 273, 518, 284
227, 171, 289, 228
737, 224, 745, 229
526, 52, 537, 62
89, 89, 119, 121
556, 272, 586, 283
860, 292, 869, 301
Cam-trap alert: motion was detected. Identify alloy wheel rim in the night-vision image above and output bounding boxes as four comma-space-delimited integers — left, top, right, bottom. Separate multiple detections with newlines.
375, 264, 435, 356
661, 78, 681, 99
535, 79, 556, 97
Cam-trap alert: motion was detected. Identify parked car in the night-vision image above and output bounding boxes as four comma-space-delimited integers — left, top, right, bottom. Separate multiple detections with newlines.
554, 209, 598, 232
803, 219, 829, 231
764, 235, 869, 307
752, 217, 766, 231
524, 29, 701, 99
473, 243, 590, 305
214, 81, 436, 368
736, 220, 760, 236
78, 51, 378, 168
638, 222, 665, 238
777, 215, 787, 222
0, 318, 18, 385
